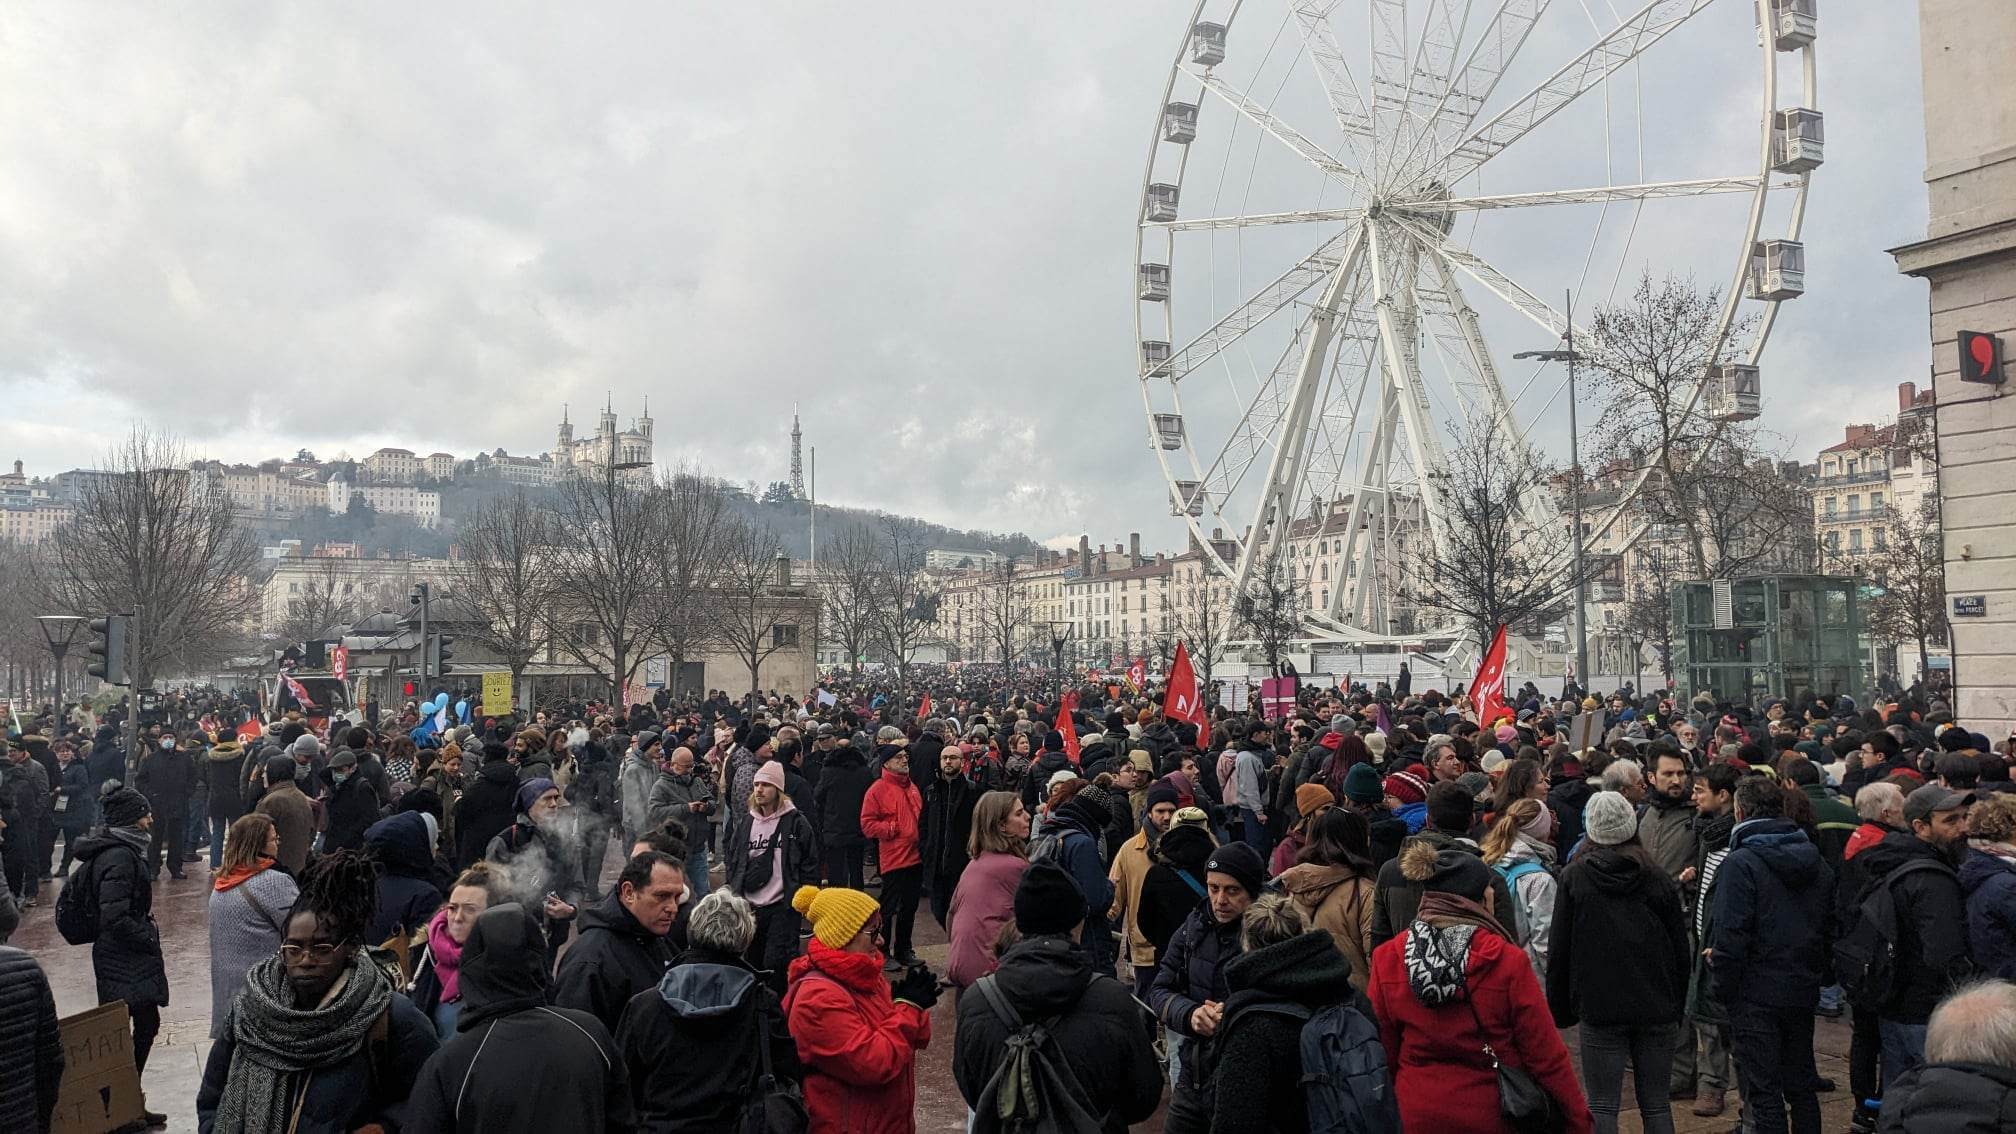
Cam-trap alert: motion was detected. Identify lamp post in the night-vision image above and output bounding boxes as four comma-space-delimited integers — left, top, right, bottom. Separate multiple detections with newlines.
37, 615, 85, 723
1515, 290, 1590, 692
1045, 620, 1075, 708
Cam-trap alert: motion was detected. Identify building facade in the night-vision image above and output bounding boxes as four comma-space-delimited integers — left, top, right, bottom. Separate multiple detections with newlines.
555, 401, 654, 486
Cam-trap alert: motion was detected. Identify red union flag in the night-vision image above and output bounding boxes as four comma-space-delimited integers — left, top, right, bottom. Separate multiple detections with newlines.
1473, 624, 1511, 729
1126, 657, 1146, 692
283, 674, 316, 710
331, 645, 349, 681
917, 693, 932, 720
1058, 690, 1082, 762
1163, 640, 1209, 747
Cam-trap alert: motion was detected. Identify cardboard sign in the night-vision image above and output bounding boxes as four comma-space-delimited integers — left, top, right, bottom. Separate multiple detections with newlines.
51, 1002, 143, 1134
1568, 709, 1607, 756
482, 671, 513, 717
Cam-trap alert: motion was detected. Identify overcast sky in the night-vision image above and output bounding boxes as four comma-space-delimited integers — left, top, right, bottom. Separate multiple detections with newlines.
0, 3, 1929, 551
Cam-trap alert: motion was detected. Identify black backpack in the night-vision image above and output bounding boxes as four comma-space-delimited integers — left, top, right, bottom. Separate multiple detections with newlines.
1216, 998, 1401, 1134
968, 973, 1104, 1134
55, 846, 126, 945
1834, 858, 1948, 1009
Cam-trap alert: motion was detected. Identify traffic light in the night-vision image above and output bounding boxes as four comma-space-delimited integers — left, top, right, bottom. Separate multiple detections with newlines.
85, 615, 128, 686
428, 633, 456, 677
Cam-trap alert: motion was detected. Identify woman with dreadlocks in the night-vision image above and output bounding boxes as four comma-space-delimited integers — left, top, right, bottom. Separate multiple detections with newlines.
197, 849, 440, 1134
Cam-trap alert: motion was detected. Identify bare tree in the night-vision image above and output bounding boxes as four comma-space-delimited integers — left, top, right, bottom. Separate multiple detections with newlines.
40, 428, 260, 688
815, 523, 882, 672
543, 464, 666, 705
456, 489, 561, 706
272, 559, 356, 645
1236, 556, 1303, 677
1171, 574, 1237, 693
0, 539, 56, 703
1404, 423, 1581, 655
1653, 436, 1814, 579
1587, 272, 1757, 577
707, 517, 796, 708
648, 469, 734, 697
1618, 546, 1683, 689
868, 517, 939, 696
975, 560, 1035, 667
1866, 498, 1947, 682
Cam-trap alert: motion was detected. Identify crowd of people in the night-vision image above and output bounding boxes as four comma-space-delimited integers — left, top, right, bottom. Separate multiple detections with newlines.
2, 674, 2016, 1133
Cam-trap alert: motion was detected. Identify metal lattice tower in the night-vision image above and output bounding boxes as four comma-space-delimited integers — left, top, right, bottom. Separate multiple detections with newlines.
790, 404, 806, 499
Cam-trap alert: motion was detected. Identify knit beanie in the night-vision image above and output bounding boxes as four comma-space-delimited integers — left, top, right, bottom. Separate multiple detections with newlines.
1158, 823, 1215, 870
1399, 841, 1492, 902
1295, 783, 1335, 817
1044, 729, 1066, 752
291, 734, 322, 758
516, 777, 556, 816
753, 761, 787, 791
793, 884, 880, 948
1343, 763, 1384, 804
1583, 791, 1639, 846
1013, 860, 1087, 937
1170, 805, 1211, 831
1205, 842, 1267, 898
1384, 768, 1429, 806
1144, 781, 1182, 812
264, 754, 297, 787
101, 784, 151, 828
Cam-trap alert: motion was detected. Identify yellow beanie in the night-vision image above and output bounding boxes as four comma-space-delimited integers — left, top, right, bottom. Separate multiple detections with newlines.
793, 885, 879, 949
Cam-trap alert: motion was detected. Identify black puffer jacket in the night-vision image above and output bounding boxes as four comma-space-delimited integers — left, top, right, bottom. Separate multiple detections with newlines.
810, 746, 872, 850
1149, 905, 1244, 1089
405, 905, 633, 1134
1878, 1060, 2016, 1133
0, 946, 63, 1134
203, 744, 248, 823
365, 813, 445, 942
1137, 825, 1214, 958
552, 891, 677, 1032
953, 935, 1162, 1134
1208, 930, 1372, 1134
1545, 845, 1690, 1028
454, 760, 521, 867
320, 769, 382, 854
615, 945, 799, 1132
1850, 830, 1973, 1023
920, 770, 980, 880
72, 829, 168, 1008
134, 745, 193, 811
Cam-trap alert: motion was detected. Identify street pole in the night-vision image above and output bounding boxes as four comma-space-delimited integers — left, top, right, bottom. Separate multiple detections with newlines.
1565, 289, 1588, 692
414, 582, 431, 697
123, 608, 142, 783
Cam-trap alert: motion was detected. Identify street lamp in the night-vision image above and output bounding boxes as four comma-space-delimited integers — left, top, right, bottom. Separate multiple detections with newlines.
1045, 620, 1075, 708
1514, 289, 1590, 692
37, 615, 85, 722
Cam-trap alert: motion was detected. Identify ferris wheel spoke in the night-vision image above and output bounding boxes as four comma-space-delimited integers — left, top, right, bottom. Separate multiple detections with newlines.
1400, 175, 1791, 212
1430, 0, 1720, 185
1385, 0, 1551, 186
1290, 4, 1380, 154
1152, 207, 1364, 232
1392, 214, 1588, 343
1365, 223, 1454, 560
1187, 69, 1374, 196
1161, 225, 1364, 381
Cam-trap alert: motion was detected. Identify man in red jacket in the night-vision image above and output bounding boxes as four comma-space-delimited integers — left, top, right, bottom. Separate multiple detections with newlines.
861, 739, 925, 967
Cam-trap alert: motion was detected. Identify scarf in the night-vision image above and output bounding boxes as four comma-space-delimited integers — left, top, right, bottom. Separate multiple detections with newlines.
1404, 890, 1515, 1008
426, 908, 466, 1004
1970, 840, 2016, 863
212, 953, 393, 1134
214, 858, 276, 893
107, 825, 152, 857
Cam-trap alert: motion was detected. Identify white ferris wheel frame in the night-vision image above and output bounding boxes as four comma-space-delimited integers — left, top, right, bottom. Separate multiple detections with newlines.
1135, 0, 1819, 647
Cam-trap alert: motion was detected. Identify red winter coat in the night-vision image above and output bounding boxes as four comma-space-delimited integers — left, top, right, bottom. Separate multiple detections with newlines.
860, 767, 924, 872
784, 939, 931, 1134
1367, 923, 1593, 1134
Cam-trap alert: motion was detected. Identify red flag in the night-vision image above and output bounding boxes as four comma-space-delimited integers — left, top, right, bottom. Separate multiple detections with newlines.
1473, 624, 1511, 729
918, 693, 932, 720
1058, 690, 1082, 763
1126, 657, 1146, 692
1164, 640, 1210, 747
283, 674, 316, 710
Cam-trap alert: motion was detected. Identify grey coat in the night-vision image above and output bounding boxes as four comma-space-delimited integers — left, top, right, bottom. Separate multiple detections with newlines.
206, 867, 300, 1038
647, 769, 717, 850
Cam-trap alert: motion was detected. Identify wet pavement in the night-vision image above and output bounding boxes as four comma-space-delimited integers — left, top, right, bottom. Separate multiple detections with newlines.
11, 846, 1853, 1134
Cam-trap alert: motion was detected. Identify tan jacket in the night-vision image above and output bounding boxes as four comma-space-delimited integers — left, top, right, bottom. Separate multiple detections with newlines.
1278, 862, 1376, 990
1108, 829, 1158, 966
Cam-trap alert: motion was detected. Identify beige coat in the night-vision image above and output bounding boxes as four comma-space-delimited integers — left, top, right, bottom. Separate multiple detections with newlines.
1278, 861, 1376, 990
1107, 828, 1158, 967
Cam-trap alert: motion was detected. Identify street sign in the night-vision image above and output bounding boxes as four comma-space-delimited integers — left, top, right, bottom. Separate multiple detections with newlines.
1953, 594, 1988, 618
481, 671, 513, 716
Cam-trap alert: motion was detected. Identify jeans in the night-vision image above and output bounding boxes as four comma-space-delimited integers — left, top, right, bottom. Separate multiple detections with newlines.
1239, 807, 1271, 857
1580, 1021, 1679, 1134
824, 843, 866, 889
1728, 1001, 1822, 1134
685, 847, 711, 901
1817, 983, 1843, 1013
879, 864, 922, 960
1878, 1019, 1928, 1092
210, 816, 232, 870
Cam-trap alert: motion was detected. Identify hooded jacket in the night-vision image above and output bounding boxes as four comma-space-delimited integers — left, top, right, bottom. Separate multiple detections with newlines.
1960, 848, 2016, 981
784, 938, 932, 1134
1148, 905, 1243, 1088
72, 828, 167, 1008
552, 890, 678, 1033
320, 764, 382, 854
952, 935, 1162, 1134
1707, 817, 1834, 1009
1369, 829, 1517, 949
453, 758, 523, 868
203, 742, 248, 823
0, 945, 62, 1134
1209, 930, 1372, 1134
615, 945, 800, 1132
1545, 845, 1690, 1028
859, 764, 924, 873
405, 905, 633, 1134
365, 813, 446, 943
1877, 1060, 2016, 1134
1277, 862, 1376, 991
1022, 749, 1076, 814
944, 851, 1025, 988
1137, 825, 1214, 958
811, 746, 873, 849
646, 765, 717, 850
1851, 829, 1973, 1022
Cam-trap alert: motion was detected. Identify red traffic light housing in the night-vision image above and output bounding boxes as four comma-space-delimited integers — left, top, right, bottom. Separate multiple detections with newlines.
1959, 330, 2005, 385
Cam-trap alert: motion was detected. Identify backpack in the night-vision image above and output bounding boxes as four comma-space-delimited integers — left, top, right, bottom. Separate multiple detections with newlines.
968, 974, 1105, 1134
1834, 858, 1949, 1009
1217, 998, 1401, 1134
56, 845, 130, 945
1028, 829, 1066, 868
1492, 859, 1548, 944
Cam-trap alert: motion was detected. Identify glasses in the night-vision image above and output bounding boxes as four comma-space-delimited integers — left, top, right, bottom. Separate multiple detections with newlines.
279, 942, 345, 963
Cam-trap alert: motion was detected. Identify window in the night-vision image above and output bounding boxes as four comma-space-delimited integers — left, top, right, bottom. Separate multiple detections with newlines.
772, 624, 800, 647
1824, 497, 1837, 516
1873, 528, 1887, 550
1850, 530, 1863, 551
1846, 459, 1859, 475
1825, 531, 1839, 549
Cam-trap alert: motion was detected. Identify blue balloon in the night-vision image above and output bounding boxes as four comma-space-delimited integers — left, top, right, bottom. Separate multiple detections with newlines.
434, 692, 450, 710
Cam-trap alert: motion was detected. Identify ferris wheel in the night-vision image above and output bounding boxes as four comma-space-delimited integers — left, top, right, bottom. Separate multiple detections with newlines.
1136, 0, 1820, 644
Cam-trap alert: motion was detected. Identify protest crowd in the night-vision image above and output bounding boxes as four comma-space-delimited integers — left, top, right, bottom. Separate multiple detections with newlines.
3, 663, 2016, 1134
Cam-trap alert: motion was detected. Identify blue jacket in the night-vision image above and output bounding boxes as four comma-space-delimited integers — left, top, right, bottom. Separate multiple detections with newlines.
1961, 849, 2016, 982
55, 760, 96, 831
1037, 805, 1114, 929
1708, 817, 1833, 1009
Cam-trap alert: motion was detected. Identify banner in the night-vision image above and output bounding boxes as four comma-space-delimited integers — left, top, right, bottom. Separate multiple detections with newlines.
1259, 676, 1297, 721
1126, 657, 1146, 692
331, 645, 349, 681
817, 689, 838, 707
918, 693, 933, 720
1164, 641, 1209, 747
1058, 690, 1082, 762
482, 671, 513, 717
1473, 624, 1511, 729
